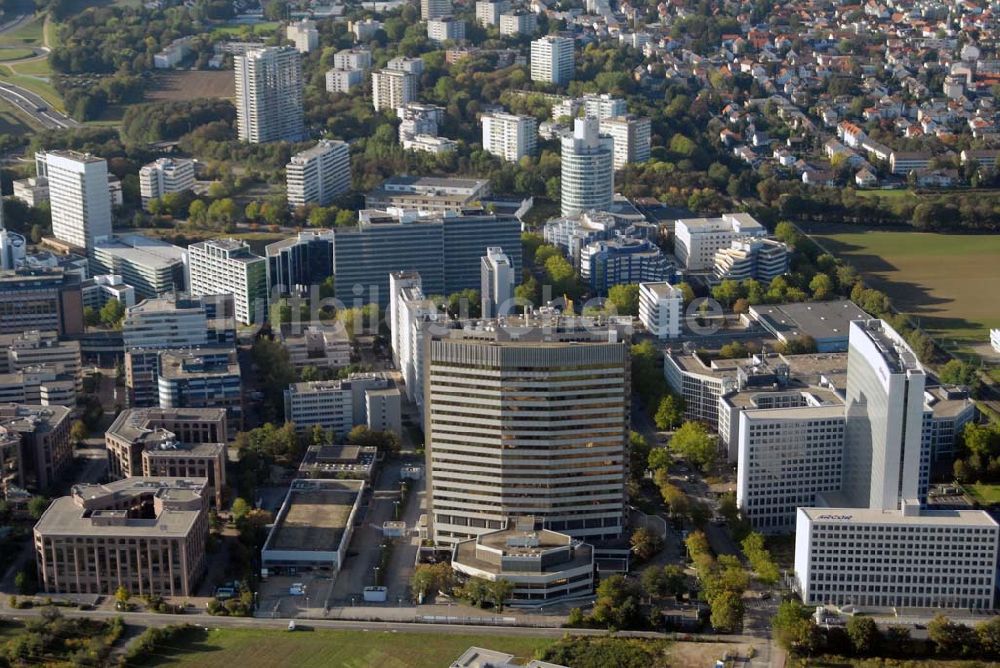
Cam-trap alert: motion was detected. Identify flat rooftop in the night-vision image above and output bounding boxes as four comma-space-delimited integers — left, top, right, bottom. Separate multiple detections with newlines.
267, 480, 364, 552
800, 506, 999, 528
750, 300, 869, 343
93, 235, 185, 270
107, 408, 227, 444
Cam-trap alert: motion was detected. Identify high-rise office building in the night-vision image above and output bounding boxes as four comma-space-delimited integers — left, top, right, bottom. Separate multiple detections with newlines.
638, 281, 683, 339
138, 158, 196, 210
265, 230, 335, 301
421, 0, 452, 19
234, 46, 304, 144
45, 150, 112, 253
286, 140, 351, 208
424, 315, 631, 545
530, 35, 574, 85
480, 247, 515, 318
187, 239, 268, 325
560, 117, 613, 217
389, 271, 442, 417
599, 115, 651, 170
332, 212, 521, 306
371, 69, 417, 112
481, 112, 537, 162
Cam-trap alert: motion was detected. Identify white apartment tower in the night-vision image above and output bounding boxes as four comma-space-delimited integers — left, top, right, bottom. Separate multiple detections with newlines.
45, 150, 112, 253
139, 158, 196, 210
389, 271, 442, 418
421, 0, 452, 19
424, 319, 630, 545
481, 112, 537, 162
530, 35, 574, 85
638, 281, 683, 339
600, 116, 651, 170
371, 69, 417, 112
286, 19, 319, 53
583, 93, 627, 119
187, 239, 267, 325
427, 17, 465, 43
234, 46, 304, 144
560, 117, 614, 217
476, 0, 509, 26
285, 140, 351, 208
480, 247, 515, 318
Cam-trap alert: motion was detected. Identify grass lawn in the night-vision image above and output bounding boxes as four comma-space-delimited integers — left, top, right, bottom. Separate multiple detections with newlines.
9, 56, 52, 77
0, 15, 44, 48
855, 188, 914, 202
0, 70, 63, 111
148, 627, 553, 668
966, 483, 1000, 506
211, 21, 280, 37
0, 47, 37, 61
803, 224, 1000, 350
0, 98, 40, 133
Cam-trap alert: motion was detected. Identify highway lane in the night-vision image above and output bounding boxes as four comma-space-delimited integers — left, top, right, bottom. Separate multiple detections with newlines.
0, 80, 76, 129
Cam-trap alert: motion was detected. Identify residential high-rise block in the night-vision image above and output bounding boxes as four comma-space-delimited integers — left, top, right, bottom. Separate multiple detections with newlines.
286, 19, 318, 53
499, 11, 537, 35
560, 117, 613, 216
599, 115, 651, 170
187, 239, 267, 325
424, 316, 631, 546
475, 0, 508, 26
45, 150, 112, 253
427, 17, 465, 43
286, 140, 351, 208
139, 158, 196, 210
234, 46, 304, 144
421, 0, 452, 19
582, 93, 627, 119
481, 112, 537, 162
530, 35, 574, 85
371, 69, 417, 112
480, 246, 515, 318
389, 271, 442, 417
638, 281, 683, 340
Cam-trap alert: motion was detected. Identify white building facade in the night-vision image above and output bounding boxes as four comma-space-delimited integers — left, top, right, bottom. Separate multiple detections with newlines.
481, 112, 537, 162
530, 36, 574, 85
560, 117, 613, 217
285, 140, 351, 208
638, 281, 683, 339
234, 46, 304, 144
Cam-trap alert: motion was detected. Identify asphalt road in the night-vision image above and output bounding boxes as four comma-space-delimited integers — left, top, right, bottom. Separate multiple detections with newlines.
0, 80, 76, 129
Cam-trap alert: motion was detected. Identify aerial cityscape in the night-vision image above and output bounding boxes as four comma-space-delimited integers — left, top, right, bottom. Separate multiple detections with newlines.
0, 0, 997, 665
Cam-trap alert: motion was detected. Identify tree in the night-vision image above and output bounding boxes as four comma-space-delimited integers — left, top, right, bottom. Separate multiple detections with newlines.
70, 420, 88, 446
773, 600, 818, 652
977, 616, 1000, 657
115, 585, 130, 608
629, 527, 662, 562
847, 616, 880, 656
654, 394, 683, 431
13, 571, 30, 595
647, 447, 671, 471
490, 579, 514, 611
928, 613, 979, 657
27, 496, 49, 520
809, 273, 835, 300
659, 482, 689, 518
668, 421, 717, 472
83, 306, 100, 327
606, 284, 639, 315
709, 590, 744, 633
99, 298, 126, 328
712, 279, 742, 308
231, 497, 250, 522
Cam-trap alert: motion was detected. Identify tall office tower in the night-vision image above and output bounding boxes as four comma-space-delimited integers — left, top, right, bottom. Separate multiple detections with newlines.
45, 150, 112, 253
286, 140, 351, 208
583, 93, 627, 119
332, 212, 521, 306
842, 319, 926, 510
480, 247, 515, 318
234, 46, 304, 144
424, 316, 630, 545
0, 269, 83, 336
481, 112, 537, 162
421, 0, 452, 19
139, 158, 196, 210
475, 0, 508, 26
389, 271, 442, 415
264, 229, 335, 300
530, 35, 574, 85
560, 117, 613, 217
599, 115, 651, 170
371, 69, 417, 112
187, 239, 268, 325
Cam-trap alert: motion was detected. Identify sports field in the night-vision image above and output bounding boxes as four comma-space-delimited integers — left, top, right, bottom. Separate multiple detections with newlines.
147, 627, 553, 668
803, 224, 1000, 353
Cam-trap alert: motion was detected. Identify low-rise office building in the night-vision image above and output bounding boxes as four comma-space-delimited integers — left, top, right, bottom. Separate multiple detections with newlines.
0, 404, 72, 495
33, 477, 209, 597
157, 349, 242, 431
91, 235, 187, 300
365, 176, 491, 213
674, 213, 765, 272
138, 158, 195, 210
451, 518, 594, 603
260, 478, 365, 575
713, 238, 790, 283
0, 269, 83, 336
0, 369, 76, 407
105, 408, 227, 506
284, 373, 399, 437
747, 300, 870, 353
278, 325, 351, 372
298, 444, 377, 480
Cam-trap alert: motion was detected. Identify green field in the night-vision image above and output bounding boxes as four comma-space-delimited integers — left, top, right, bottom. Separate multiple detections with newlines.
0, 98, 39, 133
0, 15, 44, 48
211, 21, 280, 37
147, 627, 553, 668
966, 483, 1000, 505
855, 188, 914, 202
0, 47, 36, 61
804, 224, 1000, 350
